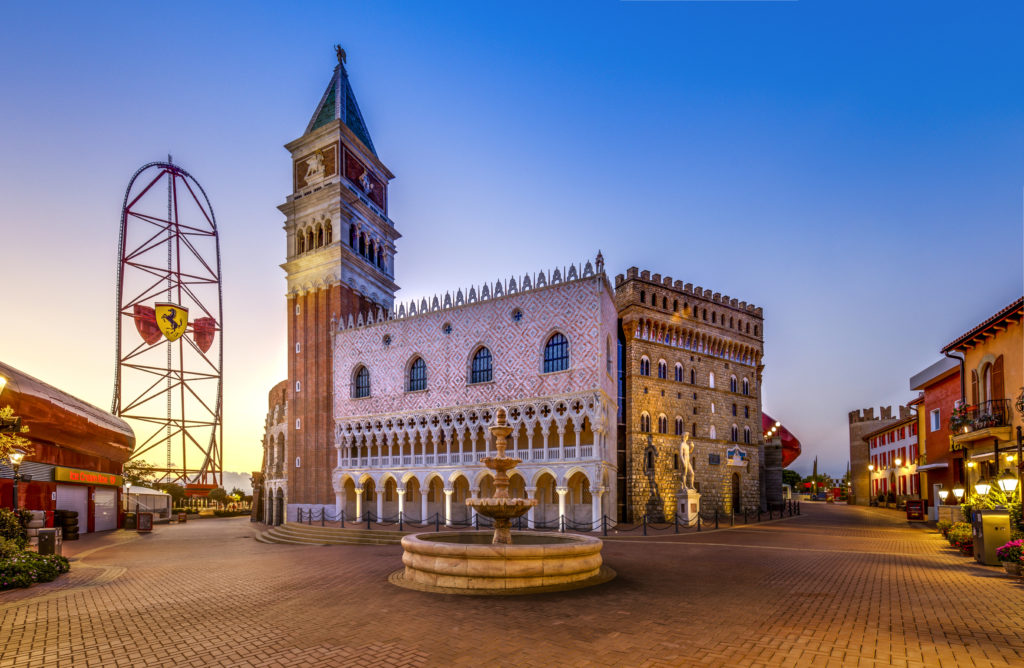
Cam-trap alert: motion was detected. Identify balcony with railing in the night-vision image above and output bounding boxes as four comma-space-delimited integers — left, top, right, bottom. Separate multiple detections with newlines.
339, 444, 602, 472
951, 399, 1013, 444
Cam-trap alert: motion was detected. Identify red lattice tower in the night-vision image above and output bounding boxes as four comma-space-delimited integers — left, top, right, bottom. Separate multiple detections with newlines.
112, 159, 224, 487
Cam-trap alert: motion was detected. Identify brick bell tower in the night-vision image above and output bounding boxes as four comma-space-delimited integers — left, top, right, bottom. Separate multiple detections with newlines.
278, 46, 399, 511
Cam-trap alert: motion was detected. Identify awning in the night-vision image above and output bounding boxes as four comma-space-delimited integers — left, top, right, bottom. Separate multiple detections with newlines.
970, 451, 997, 461
917, 461, 949, 471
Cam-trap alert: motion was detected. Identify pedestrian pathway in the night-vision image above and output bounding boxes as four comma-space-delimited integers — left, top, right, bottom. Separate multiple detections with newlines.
1, 504, 1022, 667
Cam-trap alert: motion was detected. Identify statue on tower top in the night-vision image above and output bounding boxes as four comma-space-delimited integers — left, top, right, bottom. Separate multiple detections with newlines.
335, 44, 347, 66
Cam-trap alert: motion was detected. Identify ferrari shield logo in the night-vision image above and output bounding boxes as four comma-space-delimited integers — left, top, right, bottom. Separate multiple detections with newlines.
155, 302, 188, 342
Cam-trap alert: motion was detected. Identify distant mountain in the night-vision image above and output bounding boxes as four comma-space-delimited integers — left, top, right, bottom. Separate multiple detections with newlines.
221, 471, 254, 495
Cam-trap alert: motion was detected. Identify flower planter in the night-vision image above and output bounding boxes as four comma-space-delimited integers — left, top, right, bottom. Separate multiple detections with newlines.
1001, 561, 1022, 576
960, 545, 974, 557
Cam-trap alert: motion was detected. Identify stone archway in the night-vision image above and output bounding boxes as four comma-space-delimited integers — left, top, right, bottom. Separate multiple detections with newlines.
274, 489, 284, 526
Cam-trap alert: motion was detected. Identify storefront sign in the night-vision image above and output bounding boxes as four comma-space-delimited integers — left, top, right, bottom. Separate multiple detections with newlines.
906, 499, 926, 522
54, 467, 123, 487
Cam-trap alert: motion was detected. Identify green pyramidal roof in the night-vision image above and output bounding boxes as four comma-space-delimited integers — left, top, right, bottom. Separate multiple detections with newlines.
306, 64, 376, 156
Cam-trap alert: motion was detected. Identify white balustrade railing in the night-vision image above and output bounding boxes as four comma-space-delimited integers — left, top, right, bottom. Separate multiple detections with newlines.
402, 456, 412, 466
337, 442, 601, 471
532, 448, 544, 461
425, 455, 435, 466
414, 456, 423, 466
462, 453, 476, 464
436, 454, 447, 465
580, 445, 594, 458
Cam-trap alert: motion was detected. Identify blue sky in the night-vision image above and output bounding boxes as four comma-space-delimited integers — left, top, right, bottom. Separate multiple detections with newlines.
1, 1, 1021, 476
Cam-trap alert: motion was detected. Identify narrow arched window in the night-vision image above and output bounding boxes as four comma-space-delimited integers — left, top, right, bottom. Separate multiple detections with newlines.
359, 234, 366, 256
640, 290, 645, 303
353, 366, 370, 398
690, 369, 695, 384
297, 234, 305, 254
709, 372, 715, 389
675, 363, 683, 382
744, 426, 751, 444
709, 425, 717, 439
640, 412, 651, 432
408, 357, 427, 392
640, 357, 651, 376
317, 226, 324, 247
543, 333, 569, 373
471, 347, 493, 384
753, 325, 759, 336
731, 425, 739, 442
325, 222, 332, 244
730, 375, 738, 393
732, 403, 737, 416
377, 247, 384, 268
658, 415, 668, 434
673, 299, 678, 311
675, 417, 683, 435
307, 229, 314, 251
606, 337, 612, 375
662, 297, 667, 309
645, 449, 654, 470
744, 405, 749, 418
742, 378, 749, 396
657, 360, 667, 379
349, 225, 356, 248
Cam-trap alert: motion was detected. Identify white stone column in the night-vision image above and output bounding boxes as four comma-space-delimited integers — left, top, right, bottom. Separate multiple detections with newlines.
557, 487, 568, 531
397, 487, 405, 519
375, 488, 384, 521
335, 443, 342, 468
355, 488, 363, 520
590, 487, 605, 532
525, 487, 537, 528
421, 487, 429, 524
444, 488, 453, 526
335, 491, 343, 518
470, 488, 479, 524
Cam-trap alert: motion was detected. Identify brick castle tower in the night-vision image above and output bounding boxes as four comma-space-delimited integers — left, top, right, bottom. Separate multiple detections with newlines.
277, 47, 399, 511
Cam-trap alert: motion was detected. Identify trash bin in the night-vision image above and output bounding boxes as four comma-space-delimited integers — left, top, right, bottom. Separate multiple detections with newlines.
973, 509, 1011, 566
37, 528, 61, 556
124, 512, 137, 530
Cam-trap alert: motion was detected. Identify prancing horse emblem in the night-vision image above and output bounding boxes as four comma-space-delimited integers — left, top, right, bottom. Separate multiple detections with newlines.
155, 302, 189, 342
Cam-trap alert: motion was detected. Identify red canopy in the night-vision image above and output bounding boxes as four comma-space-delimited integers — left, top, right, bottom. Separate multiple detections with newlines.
763, 412, 801, 467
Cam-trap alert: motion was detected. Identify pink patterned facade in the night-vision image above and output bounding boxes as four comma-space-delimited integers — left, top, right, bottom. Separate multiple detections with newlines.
327, 258, 619, 529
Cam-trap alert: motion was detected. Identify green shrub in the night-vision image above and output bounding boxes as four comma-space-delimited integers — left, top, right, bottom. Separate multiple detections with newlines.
213, 509, 251, 518
0, 509, 29, 549
0, 537, 23, 559
947, 523, 974, 552
0, 551, 71, 590
936, 520, 952, 537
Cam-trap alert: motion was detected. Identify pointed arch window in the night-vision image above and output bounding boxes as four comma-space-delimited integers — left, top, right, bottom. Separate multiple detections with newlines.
297, 234, 305, 254
675, 417, 684, 435
742, 378, 750, 396
730, 375, 738, 393
359, 234, 366, 256
658, 415, 668, 434
325, 222, 332, 244
709, 425, 717, 439
640, 356, 651, 376
640, 412, 651, 433
744, 426, 751, 444
657, 360, 667, 379
317, 226, 324, 247
690, 369, 695, 384
709, 372, 715, 389
543, 333, 569, 373
731, 425, 739, 442
471, 347, 493, 384
408, 357, 427, 392
675, 363, 683, 382
353, 365, 370, 398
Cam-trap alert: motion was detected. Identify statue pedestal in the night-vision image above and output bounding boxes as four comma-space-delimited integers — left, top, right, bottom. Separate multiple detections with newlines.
679, 489, 701, 526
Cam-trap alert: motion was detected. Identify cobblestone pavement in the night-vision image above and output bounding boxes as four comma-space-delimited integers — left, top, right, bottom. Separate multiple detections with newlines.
3, 504, 1023, 667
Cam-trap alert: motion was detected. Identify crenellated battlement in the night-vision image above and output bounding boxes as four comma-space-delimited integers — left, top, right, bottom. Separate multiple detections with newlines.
334, 252, 606, 332
848, 405, 911, 424
615, 266, 762, 316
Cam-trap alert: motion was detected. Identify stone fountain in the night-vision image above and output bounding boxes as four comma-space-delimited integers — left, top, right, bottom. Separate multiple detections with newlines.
391, 409, 614, 594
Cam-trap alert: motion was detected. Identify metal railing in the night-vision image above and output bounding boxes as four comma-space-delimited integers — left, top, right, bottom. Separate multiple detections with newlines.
951, 399, 1011, 434
288, 501, 802, 535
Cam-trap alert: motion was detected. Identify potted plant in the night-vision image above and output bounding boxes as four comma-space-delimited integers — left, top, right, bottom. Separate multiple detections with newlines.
936, 520, 952, 538
948, 524, 974, 556
996, 539, 1024, 576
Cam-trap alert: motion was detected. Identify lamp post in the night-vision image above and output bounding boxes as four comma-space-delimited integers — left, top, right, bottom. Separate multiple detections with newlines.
125, 481, 132, 516
938, 488, 949, 505
8, 449, 25, 510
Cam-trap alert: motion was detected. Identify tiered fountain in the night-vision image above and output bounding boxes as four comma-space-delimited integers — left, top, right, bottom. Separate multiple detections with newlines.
391, 409, 614, 594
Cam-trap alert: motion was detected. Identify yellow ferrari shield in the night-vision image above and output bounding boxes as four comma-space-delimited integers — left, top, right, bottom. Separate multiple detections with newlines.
155, 302, 188, 342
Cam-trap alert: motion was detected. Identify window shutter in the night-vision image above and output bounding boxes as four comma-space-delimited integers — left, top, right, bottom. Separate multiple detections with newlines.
992, 355, 1004, 401
971, 370, 978, 405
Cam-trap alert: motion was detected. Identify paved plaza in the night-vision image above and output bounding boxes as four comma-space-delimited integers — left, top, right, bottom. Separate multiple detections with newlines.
2, 504, 1024, 667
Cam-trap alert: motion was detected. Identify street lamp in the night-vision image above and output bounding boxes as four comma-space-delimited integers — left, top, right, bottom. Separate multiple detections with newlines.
894, 458, 902, 467
938, 488, 950, 504
998, 470, 1018, 494
8, 449, 25, 509
975, 479, 991, 496
952, 485, 965, 502
125, 481, 132, 514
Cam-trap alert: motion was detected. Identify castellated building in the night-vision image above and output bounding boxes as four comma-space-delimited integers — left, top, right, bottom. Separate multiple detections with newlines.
329, 259, 618, 528
259, 53, 769, 525
616, 269, 765, 521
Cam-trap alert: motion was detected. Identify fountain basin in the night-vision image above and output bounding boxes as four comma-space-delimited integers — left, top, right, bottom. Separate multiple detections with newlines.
392, 531, 613, 594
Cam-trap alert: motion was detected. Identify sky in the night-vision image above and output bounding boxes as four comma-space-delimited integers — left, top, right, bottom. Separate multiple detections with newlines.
1, 1, 1022, 478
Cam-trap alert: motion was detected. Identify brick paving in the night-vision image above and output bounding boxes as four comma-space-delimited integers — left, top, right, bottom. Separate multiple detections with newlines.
2, 503, 1024, 667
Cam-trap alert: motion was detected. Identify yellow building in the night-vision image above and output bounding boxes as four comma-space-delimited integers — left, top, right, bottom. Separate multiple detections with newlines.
942, 297, 1023, 491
